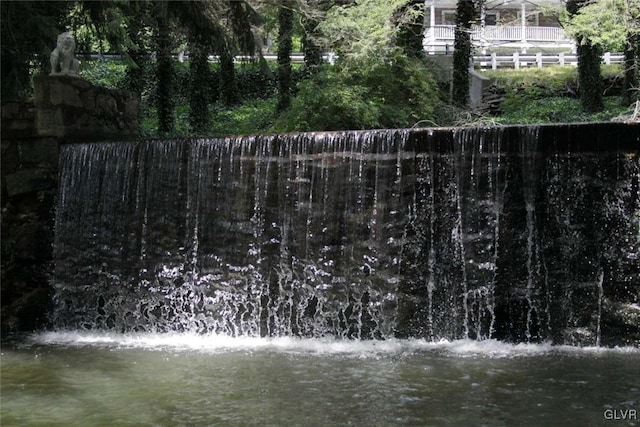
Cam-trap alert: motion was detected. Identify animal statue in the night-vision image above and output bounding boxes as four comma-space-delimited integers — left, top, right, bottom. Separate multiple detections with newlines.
50, 32, 79, 76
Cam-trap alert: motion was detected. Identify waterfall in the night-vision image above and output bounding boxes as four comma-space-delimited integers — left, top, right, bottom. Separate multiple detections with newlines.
52, 124, 640, 344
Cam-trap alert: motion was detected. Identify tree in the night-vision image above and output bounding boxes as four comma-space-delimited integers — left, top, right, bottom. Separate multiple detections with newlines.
563, 0, 640, 106
188, 36, 210, 133
394, 0, 425, 59
564, 0, 604, 112
301, 0, 327, 70
121, 2, 154, 104
624, 32, 640, 106
276, 0, 294, 112
163, 0, 260, 128
451, 0, 476, 107
316, 0, 418, 65
220, 0, 260, 106
219, 44, 240, 106
154, 1, 175, 135
274, 0, 441, 131
0, 1, 89, 100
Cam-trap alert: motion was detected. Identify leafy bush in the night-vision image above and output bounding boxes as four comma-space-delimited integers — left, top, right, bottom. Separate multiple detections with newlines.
273, 67, 378, 131
497, 96, 627, 124
78, 60, 128, 89
273, 55, 441, 132
485, 64, 628, 124
484, 66, 578, 94
79, 59, 289, 137
210, 98, 277, 136
79, 59, 298, 104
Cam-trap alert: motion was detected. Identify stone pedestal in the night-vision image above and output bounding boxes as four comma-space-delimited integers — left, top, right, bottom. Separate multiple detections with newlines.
1, 75, 139, 333
34, 75, 138, 140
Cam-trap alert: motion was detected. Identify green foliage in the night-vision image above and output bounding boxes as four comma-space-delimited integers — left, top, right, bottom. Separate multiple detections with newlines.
67, 2, 140, 55
565, 0, 606, 113
273, 55, 440, 132
484, 65, 621, 89
274, 67, 378, 131
78, 59, 288, 137
219, 51, 240, 106
317, 0, 418, 66
78, 60, 128, 89
496, 97, 627, 124
0, 1, 73, 100
78, 59, 298, 106
561, 0, 640, 51
484, 66, 578, 93
210, 98, 277, 136
484, 66, 628, 125
141, 98, 277, 137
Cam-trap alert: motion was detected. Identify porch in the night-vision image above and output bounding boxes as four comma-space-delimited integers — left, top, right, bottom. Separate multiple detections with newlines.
424, 25, 574, 54
422, 0, 575, 54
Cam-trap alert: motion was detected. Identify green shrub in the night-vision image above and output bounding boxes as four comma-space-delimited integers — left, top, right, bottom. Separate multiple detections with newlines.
484, 66, 578, 94
78, 60, 128, 89
486, 64, 628, 124
273, 67, 378, 131
80, 59, 290, 104
210, 98, 277, 136
273, 56, 441, 132
497, 96, 627, 124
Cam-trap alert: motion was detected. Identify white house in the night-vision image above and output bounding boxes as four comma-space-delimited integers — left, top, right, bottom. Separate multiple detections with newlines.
423, 0, 575, 54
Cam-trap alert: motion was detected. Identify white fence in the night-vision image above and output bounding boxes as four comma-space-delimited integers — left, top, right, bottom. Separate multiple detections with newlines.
474, 52, 625, 70
81, 51, 624, 70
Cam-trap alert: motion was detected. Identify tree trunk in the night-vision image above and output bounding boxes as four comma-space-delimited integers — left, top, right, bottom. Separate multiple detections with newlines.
277, 0, 294, 112
567, 0, 604, 113
623, 32, 639, 107
302, 13, 323, 70
219, 45, 239, 107
125, 13, 147, 103
451, 0, 475, 107
189, 38, 210, 133
575, 40, 604, 113
156, 7, 175, 135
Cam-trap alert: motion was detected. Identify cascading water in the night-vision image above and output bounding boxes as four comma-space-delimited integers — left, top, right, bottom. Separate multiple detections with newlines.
52, 124, 640, 345
54, 130, 412, 338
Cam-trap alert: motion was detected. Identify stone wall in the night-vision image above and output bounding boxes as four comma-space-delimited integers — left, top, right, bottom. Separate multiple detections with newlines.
34, 75, 138, 140
1, 75, 138, 333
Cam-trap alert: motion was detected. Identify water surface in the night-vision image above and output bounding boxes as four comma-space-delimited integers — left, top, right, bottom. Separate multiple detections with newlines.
2, 333, 639, 426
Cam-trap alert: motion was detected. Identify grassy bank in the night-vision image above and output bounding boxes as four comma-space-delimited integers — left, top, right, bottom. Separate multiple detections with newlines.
481, 65, 633, 125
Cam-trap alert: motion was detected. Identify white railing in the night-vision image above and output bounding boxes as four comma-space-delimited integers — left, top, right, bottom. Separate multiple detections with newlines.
481, 26, 567, 42
474, 52, 625, 69
427, 25, 572, 43
431, 25, 455, 40
80, 51, 624, 70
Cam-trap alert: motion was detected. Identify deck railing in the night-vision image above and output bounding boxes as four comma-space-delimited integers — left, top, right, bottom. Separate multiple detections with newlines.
428, 25, 572, 43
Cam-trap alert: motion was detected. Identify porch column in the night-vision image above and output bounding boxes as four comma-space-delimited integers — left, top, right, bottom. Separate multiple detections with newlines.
428, 0, 436, 54
479, 0, 487, 54
521, 0, 527, 53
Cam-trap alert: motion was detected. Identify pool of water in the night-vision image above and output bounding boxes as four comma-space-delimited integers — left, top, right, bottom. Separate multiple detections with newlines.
2, 333, 639, 426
